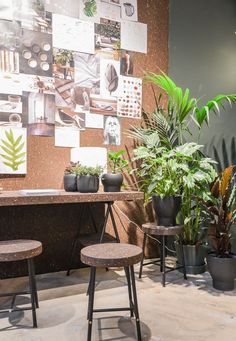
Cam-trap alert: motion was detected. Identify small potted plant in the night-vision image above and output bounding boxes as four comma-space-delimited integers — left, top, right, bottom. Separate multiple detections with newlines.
101, 150, 129, 192
206, 165, 236, 291
76, 165, 103, 193
64, 162, 79, 192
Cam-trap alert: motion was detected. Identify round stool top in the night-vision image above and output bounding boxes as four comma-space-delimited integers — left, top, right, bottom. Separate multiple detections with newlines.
142, 223, 184, 236
81, 243, 142, 268
0, 240, 42, 262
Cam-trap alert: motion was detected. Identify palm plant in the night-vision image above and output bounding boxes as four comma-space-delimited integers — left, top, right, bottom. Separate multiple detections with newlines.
129, 72, 236, 148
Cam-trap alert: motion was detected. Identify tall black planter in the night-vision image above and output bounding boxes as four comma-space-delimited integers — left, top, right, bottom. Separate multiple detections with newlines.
63, 174, 77, 192
101, 173, 123, 192
207, 253, 236, 291
77, 175, 99, 193
152, 195, 181, 226
175, 242, 208, 274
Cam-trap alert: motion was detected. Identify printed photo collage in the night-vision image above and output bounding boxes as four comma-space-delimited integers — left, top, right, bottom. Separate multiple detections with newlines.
0, 0, 147, 174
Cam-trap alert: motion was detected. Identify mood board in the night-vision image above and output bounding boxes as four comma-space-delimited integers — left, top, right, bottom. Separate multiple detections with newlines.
0, 0, 147, 174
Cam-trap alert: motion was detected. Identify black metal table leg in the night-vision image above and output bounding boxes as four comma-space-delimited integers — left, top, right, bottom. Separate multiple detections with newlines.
108, 202, 120, 242
130, 265, 142, 341
30, 258, 39, 308
28, 259, 37, 328
99, 203, 111, 243
87, 267, 96, 341
125, 267, 134, 317
139, 233, 147, 279
162, 235, 166, 287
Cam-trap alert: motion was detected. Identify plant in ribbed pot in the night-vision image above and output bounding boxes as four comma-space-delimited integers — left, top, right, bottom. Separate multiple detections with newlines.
63, 162, 79, 192
206, 166, 236, 291
101, 150, 128, 192
76, 165, 103, 193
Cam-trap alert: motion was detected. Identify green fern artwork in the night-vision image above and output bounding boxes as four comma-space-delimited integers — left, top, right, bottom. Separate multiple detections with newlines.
0, 129, 26, 172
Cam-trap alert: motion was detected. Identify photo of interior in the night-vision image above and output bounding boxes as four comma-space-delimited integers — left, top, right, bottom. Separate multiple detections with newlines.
0, 1, 235, 341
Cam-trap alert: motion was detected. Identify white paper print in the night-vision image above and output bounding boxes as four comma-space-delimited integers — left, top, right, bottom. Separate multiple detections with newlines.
71, 147, 107, 171
100, 59, 121, 97
0, 0, 13, 20
0, 74, 22, 95
104, 115, 121, 145
121, 0, 138, 21
78, 0, 100, 23
74, 52, 100, 95
53, 14, 94, 54
100, 2, 121, 21
55, 107, 85, 130
55, 126, 80, 148
20, 74, 54, 94
101, 0, 121, 5
121, 21, 147, 53
44, 0, 80, 18
90, 95, 117, 115
0, 127, 27, 174
85, 112, 104, 129
117, 76, 142, 119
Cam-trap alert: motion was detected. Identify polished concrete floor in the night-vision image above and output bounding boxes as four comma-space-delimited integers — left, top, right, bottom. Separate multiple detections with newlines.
0, 259, 236, 341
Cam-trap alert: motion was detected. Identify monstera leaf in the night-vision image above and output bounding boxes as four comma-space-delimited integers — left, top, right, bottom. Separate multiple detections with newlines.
0, 129, 26, 171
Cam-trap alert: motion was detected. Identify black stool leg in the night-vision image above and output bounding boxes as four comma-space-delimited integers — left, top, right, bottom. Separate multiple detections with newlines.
125, 267, 134, 317
130, 265, 142, 341
139, 233, 147, 279
180, 235, 187, 280
28, 259, 37, 328
30, 258, 39, 308
162, 235, 166, 287
87, 267, 96, 341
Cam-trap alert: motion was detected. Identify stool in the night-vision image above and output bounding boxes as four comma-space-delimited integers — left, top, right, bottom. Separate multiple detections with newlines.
0, 240, 42, 328
139, 223, 187, 287
81, 243, 143, 341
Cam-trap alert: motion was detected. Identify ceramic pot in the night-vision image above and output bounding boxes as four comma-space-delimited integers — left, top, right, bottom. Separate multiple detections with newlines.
175, 242, 208, 274
63, 174, 77, 192
152, 195, 181, 226
207, 253, 236, 291
101, 173, 123, 192
77, 175, 99, 193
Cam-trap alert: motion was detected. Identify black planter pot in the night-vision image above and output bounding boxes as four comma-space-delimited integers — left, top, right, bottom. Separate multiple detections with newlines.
175, 242, 208, 274
101, 173, 123, 192
77, 175, 99, 193
207, 253, 236, 291
152, 195, 181, 226
63, 174, 77, 192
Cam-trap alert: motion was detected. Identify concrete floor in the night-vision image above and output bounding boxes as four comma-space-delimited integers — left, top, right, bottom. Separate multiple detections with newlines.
0, 259, 236, 341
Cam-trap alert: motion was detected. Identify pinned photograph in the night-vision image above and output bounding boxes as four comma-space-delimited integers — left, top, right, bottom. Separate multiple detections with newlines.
95, 18, 120, 59
121, 0, 138, 21
44, 0, 80, 17
71, 86, 90, 114
103, 115, 121, 145
78, 0, 100, 23
120, 50, 134, 76
100, 59, 121, 97
0, 94, 26, 128
23, 91, 55, 136
55, 78, 74, 107
90, 95, 117, 115
74, 52, 100, 95
0, 127, 27, 174
121, 21, 147, 54
100, 2, 121, 21
55, 107, 85, 130
53, 48, 75, 81
20, 29, 53, 77
20, 74, 54, 94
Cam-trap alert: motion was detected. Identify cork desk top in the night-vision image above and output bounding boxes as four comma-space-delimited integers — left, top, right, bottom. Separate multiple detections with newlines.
0, 190, 144, 207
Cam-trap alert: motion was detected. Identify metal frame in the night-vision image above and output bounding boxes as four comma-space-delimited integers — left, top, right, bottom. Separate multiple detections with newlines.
67, 201, 120, 276
0, 258, 39, 328
139, 232, 187, 287
87, 265, 142, 341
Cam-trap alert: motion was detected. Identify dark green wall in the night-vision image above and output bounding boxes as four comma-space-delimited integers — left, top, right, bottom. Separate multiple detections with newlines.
169, 0, 236, 164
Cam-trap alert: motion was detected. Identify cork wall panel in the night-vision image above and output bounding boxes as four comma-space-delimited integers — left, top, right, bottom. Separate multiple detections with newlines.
0, 0, 168, 190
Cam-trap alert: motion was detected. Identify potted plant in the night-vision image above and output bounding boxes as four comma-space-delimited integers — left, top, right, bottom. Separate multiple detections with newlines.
206, 166, 236, 290
76, 165, 103, 193
101, 150, 129, 192
64, 162, 79, 192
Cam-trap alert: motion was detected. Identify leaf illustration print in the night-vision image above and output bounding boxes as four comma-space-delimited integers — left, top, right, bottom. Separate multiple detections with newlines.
0, 129, 26, 172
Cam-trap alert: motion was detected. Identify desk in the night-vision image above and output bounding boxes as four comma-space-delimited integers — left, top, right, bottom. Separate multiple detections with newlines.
0, 191, 143, 278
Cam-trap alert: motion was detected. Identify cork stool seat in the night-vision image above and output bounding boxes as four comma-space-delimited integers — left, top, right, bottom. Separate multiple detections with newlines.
0, 239, 42, 328
81, 243, 143, 341
139, 223, 187, 287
